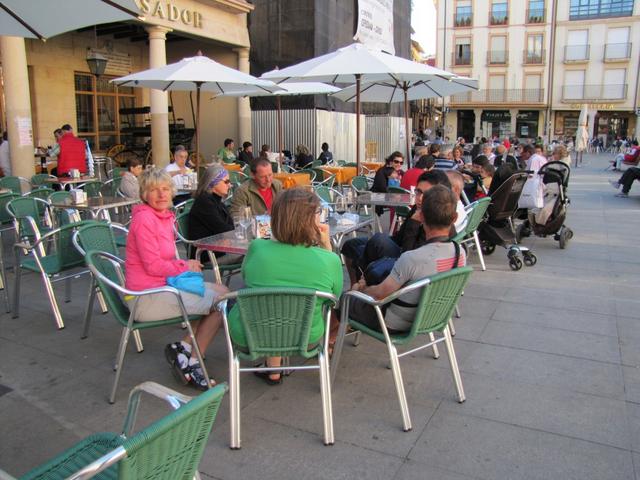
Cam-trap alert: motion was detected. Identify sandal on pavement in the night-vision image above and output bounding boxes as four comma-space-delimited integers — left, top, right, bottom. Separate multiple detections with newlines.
254, 363, 283, 386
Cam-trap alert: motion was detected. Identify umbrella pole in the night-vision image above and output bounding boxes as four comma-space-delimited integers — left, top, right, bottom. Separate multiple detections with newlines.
195, 82, 202, 171
356, 74, 361, 174
404, 86, 410, 168
277, 96, 283, 171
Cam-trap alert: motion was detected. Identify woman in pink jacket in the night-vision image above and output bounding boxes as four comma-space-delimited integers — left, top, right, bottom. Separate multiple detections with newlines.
125, 168, 228, 390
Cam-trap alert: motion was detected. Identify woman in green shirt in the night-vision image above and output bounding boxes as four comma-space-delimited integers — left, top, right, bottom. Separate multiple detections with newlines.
227, 188, 343, 384
217, 138, 237, 164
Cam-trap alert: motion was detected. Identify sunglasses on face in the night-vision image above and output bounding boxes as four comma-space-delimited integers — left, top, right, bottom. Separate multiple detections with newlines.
222, 179, 231, 185
392, 159, 403, 164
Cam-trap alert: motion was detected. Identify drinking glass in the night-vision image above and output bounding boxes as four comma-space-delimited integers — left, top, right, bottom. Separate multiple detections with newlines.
233, 216, 247, 240
238, 207, 252, 237
335, 196, 347, 216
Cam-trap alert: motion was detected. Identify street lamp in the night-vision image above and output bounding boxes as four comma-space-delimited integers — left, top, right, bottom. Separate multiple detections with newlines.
86, 50, 108, 77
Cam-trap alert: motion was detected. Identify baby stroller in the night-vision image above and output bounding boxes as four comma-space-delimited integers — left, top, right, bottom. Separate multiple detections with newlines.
527, 161, 573, 249
478, 171, 537, 271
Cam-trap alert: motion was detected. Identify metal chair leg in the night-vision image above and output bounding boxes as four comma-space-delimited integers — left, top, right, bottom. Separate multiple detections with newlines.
12, 251, 21, 319
388, 344, 412, 431
449, 318, 457, 337
133, 330, 144, 353
96, 289, 108, 313
64, 276, 72, 303
352, 330, 361, 346
81, 281, 97, 339
42, 272, 64, 329
318, 352, 335, 445
473, 231, 486, 271
454, 305, 461, 319
0, 241, 9, 313
428, 332, 440, 358
330, 315, 350, 385
229, 356, 241, 449
109, 327, 131, 404
443, 326, 465, 403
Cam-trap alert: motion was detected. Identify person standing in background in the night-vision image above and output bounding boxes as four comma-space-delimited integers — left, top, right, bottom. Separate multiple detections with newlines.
55, 124, 87, 176
0, 132, 10, 177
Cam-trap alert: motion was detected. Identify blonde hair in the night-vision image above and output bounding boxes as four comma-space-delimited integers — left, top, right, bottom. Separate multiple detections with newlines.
271, 188, 320, 247
138, 167, 176, 202
553, 144, 568, 159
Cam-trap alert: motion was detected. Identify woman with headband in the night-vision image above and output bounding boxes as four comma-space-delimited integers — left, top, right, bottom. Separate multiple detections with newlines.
188, 165, 243, 265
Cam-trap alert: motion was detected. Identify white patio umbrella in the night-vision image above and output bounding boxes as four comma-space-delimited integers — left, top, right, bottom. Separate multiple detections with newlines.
215, 82, 340, 168
261, 42, 457, 171
113, 53, 282, 169
332, 76, 478, 160
0, 0, 142, 40
574, 104, 589, 167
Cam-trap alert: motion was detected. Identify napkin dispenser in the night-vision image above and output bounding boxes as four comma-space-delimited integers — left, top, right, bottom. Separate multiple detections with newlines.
70, 189, 87, 204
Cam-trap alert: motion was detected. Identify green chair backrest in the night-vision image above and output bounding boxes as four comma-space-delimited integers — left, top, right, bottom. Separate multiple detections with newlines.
461, 196, 491, 237
311, 159, 323, 168
31, 174, 54, 187
83, 181, 103, 198
7, 197, 48, 240
344, 162, 357, 167
311, 168, 326, 182
228, 171, 248, 186
174, 198, 194, 214
336, 160, 346, 166
51, 222, 87, 271
110, 167, 127, 179
234, 287, 321, 360
0, 192, 20, 225
47, 191, 76, 225
85, 250, 131, 327
117, 383, 227, 479
314, 185, 334, 204
76, 222, 119, 256
26, 187, 55, 201
408, 267, 473, 337
0, 176, 29, 194
48, 191, 73, 204
175, 210, 190, 240
350, 175, 370, 192
105, 176, 123, 196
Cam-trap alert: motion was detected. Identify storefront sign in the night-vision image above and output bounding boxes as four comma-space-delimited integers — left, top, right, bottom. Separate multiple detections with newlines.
567, 103, 616, 110
354, 0, 395, 54
516, 111, 539, 121
481, 110, 511, 122
138, 0, 203, 28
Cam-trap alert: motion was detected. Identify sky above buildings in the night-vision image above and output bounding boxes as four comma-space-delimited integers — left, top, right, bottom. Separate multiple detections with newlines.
411, 1, 437, 56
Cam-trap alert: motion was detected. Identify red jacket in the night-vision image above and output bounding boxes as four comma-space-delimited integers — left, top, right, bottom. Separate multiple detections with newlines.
400, 167, 424, 190
57, 132, 87, 175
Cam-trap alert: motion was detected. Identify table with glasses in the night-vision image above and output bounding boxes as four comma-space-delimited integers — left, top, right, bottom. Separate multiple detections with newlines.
273, 172, 311, 189
50, 195, 139, 221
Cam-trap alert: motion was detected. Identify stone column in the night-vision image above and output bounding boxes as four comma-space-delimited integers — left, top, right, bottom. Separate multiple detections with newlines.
146, 26, 172, 167
473, 109, 483, 140
0, 36, 35, 178
234, 47, 252, 143
588, 110, 598, 139
635, 114, 640, 141
509, 109, 518, 137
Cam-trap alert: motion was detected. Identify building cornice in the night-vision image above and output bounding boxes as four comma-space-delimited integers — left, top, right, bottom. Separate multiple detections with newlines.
197, 0, 254, 14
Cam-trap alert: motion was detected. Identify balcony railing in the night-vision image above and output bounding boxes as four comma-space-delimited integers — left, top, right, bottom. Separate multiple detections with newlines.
451, 52, 472, 66
524, 49, 545, 64
487, 50, 508, 65
489, 14, 508, 25
604, 42, 632, 61
526, 8, 545, 23
451, 88, 545, 104
455, 13, 473, 27
564, 44, 590, 62
562, 84, 628, 101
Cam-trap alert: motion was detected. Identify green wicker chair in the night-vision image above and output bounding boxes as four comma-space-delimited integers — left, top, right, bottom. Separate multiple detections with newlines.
11, 220, 90, 330
109, 166, 128, 179
31, 173, 56, 187
311, 159, 323, 168
331, 267, 473, 431
47, 191, 81, 226
336, 160, 346, 166
103, 176, 123, 196
173, 198, 194, 214
6, 197, 52, 244
82, 181, 104, 198
313, 185, 340, 205
350, 175, 371, 193
175, 210, 242, 286
0, 192, 19, 312
85, 250, 213, 403
13, 381, 227, 480
214, 287, 338, 448
228, 170, 249, 187
72, 221, 130, 343
0, 175, 31, 194
451, 197, 491, 272
387, 186, 412, 233
343, 162, 357, 167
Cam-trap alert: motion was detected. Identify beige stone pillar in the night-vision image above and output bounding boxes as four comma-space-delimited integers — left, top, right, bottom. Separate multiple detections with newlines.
509, 109, 518, 137
146, 26, 172, 167
234, 47, 252, 143
474, 109, 483, 140
0, 36, 35, 178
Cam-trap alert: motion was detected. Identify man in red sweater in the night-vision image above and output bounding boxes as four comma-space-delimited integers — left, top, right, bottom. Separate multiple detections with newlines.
55, 124, 87, 176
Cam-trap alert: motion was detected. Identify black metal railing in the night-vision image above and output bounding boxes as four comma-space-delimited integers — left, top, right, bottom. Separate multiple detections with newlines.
562, 84, 628, 101
451, 88, 545, 104
523, 49, 545, 64
526, 8, 545, 23
604, 42, 632, 60
564, 44, 590, 62
451, 52, 472, 66
487, 50, 508, 65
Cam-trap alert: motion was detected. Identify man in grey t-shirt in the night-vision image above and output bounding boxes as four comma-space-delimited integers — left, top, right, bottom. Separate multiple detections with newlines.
349, 185, 466, 333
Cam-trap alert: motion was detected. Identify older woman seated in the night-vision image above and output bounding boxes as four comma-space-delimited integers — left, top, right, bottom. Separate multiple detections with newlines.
188, 164, 242, 265
119, 157, 143, 199
227, 188, 343, 385
125, 168, 228, 390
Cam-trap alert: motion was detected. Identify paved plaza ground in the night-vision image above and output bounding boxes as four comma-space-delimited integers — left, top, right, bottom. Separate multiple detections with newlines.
1, 152, 640, 479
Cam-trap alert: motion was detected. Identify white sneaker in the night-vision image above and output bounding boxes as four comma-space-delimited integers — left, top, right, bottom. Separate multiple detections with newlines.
609, 180, 620, 189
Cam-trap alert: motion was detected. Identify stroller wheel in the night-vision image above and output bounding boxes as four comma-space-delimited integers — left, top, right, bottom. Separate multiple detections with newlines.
482, 241, 496, 255
509, 257, 523, 271
566, 228, 574, 240
523, 252, 537, 266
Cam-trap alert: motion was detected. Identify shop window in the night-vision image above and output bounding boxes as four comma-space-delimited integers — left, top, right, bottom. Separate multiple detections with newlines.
74, 72, 136, 151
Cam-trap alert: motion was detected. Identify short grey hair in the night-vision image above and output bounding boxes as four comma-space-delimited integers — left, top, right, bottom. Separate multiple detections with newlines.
138, 167, 176, 202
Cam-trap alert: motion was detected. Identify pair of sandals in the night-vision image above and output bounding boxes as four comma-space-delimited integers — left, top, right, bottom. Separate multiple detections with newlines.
254, 362, 284, 386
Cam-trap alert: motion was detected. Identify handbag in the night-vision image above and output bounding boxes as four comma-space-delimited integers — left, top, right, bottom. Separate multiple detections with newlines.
518, 175, 544, 209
